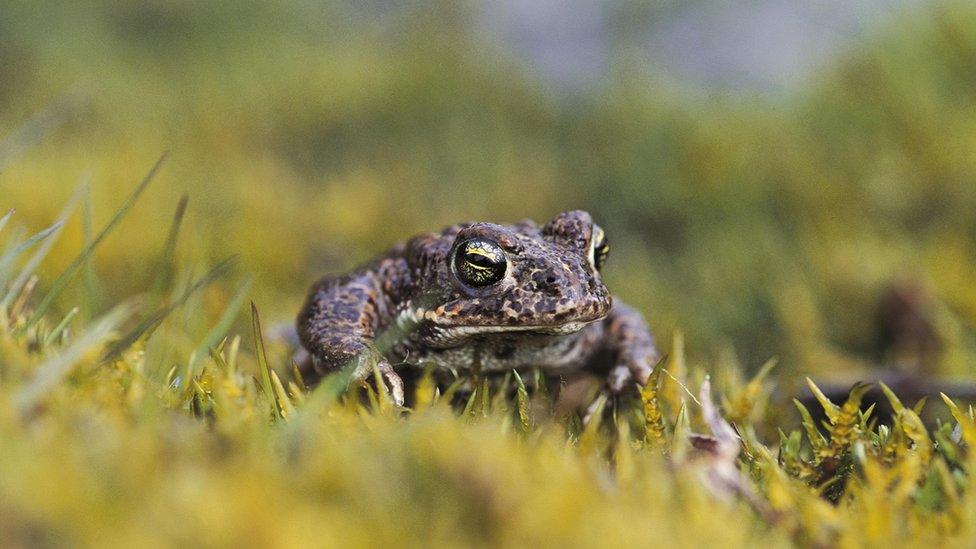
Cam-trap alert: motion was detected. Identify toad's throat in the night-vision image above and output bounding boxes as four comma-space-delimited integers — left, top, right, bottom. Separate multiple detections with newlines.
419, 319, 602, 348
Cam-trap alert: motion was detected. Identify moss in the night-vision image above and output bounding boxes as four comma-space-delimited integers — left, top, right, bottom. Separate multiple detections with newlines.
3, 3, 976, 545
2, 204, 976, 547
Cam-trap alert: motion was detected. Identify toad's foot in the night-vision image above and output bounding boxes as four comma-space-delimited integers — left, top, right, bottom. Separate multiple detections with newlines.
349, 351, 405, 406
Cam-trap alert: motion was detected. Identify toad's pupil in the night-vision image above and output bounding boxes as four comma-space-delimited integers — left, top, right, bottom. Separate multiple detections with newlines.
466, 252, 497, 268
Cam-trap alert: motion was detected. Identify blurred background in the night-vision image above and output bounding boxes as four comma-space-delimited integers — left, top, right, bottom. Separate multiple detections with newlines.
1, 0, 975, 382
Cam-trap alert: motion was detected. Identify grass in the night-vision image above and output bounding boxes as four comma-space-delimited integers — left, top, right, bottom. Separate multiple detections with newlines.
3, 2, 976, 546
1, 180, 976, 547
3, 2, 976, 377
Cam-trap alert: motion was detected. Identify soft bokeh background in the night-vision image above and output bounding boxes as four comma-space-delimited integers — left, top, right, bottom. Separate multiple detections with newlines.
2, 0, 976, 380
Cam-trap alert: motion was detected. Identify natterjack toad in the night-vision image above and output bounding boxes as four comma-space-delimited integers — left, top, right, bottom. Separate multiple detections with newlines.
297, 210, 659, 405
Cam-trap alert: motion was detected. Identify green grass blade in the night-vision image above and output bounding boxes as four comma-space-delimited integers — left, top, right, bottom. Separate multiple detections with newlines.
1, 178, 86, 310
81, 181, 99, 318
461, 385, 479, 417
28, 153, 167, 328
271, 370, 295, 419
251, 301, 283, 419
186, 277, 252, 379
147, 194, 189, 312
101, 255, 237, 361
0, 209, 13, 234
480, 377, 490, 417
0, 219, 64, 288
43, 306, 79, 347
513, 369, 530, 433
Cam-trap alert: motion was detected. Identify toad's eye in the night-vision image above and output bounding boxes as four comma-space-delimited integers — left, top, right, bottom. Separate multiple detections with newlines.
591, 225, 610, 270
454, 239, 507, 287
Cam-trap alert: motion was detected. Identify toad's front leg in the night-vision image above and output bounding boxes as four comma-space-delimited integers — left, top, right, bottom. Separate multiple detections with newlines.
296, 262, 408, 405
600, 300, 660, 393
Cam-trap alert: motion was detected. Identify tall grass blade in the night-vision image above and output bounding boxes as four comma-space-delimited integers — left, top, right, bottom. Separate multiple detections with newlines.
271, 370, 295, 419
43, 306, 79, 347
148, 195, 189, 312
0, 209, 13, 234
81, 182, 99, 318
251, 301, 283, 419
513, 369, 530, 433
186, 277, 252, 378
28, 153, 168, 327
1, 178, 86, 309
101, 255, 237, 361
461, 385, 479, 417
0, 219, 64, 288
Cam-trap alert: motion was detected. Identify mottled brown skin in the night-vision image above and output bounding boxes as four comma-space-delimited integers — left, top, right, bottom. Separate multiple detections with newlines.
297, 210, 659, 405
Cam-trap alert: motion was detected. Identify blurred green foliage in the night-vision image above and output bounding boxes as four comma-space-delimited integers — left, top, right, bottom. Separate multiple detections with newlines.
3, 1, 976, 376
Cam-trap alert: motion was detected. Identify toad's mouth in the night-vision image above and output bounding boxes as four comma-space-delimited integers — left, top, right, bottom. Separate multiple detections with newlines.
419, 321, 598, 348
391, 305, 607, 347
437, 321, 592, 336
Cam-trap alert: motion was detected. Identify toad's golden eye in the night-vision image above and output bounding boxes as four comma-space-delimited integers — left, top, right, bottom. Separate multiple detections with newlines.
592, 225, 610, 270
454, 239, 507, 287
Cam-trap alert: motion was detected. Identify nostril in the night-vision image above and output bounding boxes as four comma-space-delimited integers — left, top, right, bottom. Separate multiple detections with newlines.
544, 275, 562, 296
